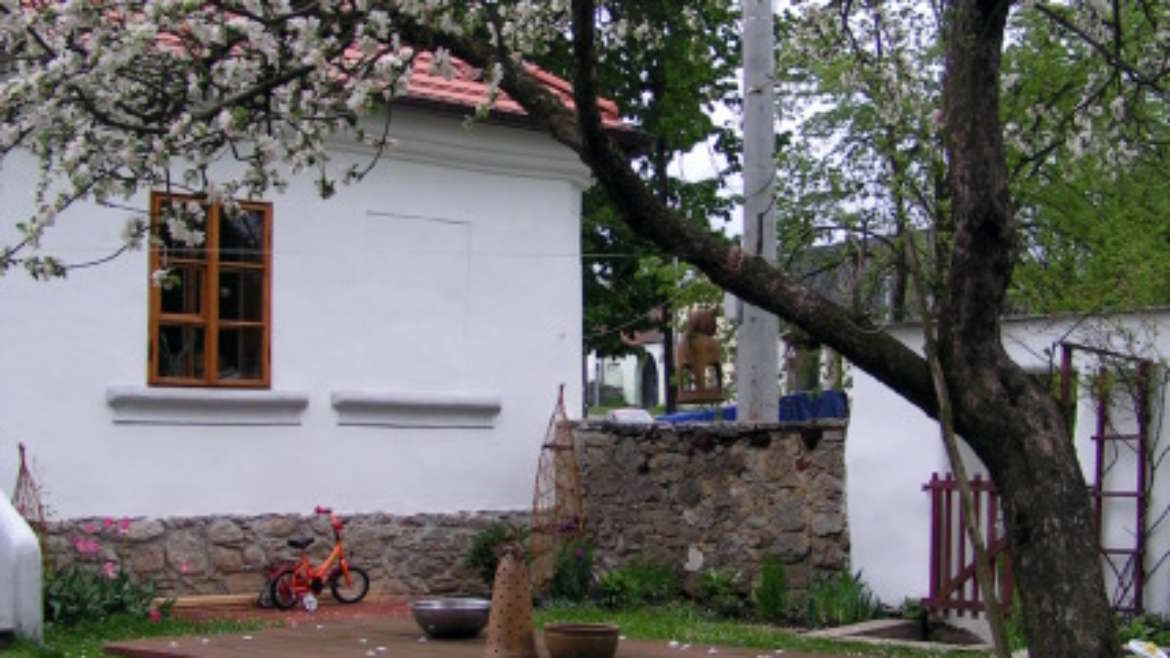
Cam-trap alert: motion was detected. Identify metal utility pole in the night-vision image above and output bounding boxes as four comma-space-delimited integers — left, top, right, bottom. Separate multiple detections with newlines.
736, 0, 779, 422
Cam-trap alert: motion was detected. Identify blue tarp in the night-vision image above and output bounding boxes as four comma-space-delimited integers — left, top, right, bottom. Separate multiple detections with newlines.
656, 390, 849, 423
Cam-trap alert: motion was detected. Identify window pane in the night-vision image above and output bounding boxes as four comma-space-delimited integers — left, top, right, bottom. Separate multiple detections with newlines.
159, 265, 203, 316
218, 268, 263, 321
157, 200, 209, 260
219, 208, 265, 263
157, 325, 205, 379
217, 327, 263, 380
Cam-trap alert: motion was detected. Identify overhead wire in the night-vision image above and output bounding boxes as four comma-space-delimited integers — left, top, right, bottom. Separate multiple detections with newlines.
583, 279, 710, 342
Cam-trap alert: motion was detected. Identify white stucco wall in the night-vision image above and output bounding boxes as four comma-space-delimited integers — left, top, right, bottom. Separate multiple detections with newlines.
0, 108, 586, 520
847, 310, 1170, 615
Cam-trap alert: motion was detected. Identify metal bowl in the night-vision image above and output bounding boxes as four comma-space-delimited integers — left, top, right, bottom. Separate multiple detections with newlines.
409, 598, 492, 639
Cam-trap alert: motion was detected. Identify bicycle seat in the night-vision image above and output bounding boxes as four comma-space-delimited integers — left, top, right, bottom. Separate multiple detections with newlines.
287, 537, 314, 550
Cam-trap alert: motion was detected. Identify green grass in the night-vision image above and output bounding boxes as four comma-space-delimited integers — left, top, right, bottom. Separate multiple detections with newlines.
533, 602, 987, 658
2, 614, 265, 657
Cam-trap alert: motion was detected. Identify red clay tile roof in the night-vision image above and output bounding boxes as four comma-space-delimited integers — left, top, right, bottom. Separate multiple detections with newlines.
404, 51, 627, 130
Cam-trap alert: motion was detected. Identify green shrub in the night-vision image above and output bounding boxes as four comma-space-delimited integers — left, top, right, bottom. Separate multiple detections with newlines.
753, 556, 789, 623
464, 522, 529, 587
596, 569, 637, 608
549, 539, 593, 601
1118, 613, 1170, 647
595, 558, 678, 608
1002, 594, 1029, 651
899, 596, 926, 621
44, 566, 165, 626
805, 570, 876, 628
696, 566, 746, 619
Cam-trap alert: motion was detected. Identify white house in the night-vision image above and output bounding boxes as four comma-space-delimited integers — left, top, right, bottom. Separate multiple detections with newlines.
847, 309, 1170, 618
0, 59, 638, 595
586, 331, 666, 410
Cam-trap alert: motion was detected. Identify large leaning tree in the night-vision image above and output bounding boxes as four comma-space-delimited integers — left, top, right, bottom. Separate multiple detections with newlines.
2, 0, 1168, 655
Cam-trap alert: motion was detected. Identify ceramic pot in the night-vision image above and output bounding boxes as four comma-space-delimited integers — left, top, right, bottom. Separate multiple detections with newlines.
543, 623, 620, 658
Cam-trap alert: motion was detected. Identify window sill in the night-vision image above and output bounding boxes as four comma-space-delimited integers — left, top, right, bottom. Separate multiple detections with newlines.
330, 390, 501, 428
106, 385, 309, 426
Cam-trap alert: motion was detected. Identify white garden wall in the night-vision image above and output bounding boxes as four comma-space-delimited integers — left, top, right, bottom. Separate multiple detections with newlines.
0, 107, 586, 520
847, 310, 1170, 615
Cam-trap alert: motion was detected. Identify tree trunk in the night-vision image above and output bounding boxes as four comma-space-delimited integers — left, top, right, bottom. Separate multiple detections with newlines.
663, 313, 676, 412
891, 220, 908, 322
939, 1, 1117, 655
994, 415, 1116, 657
654, 139, 678, 413
886, 138, 909, 323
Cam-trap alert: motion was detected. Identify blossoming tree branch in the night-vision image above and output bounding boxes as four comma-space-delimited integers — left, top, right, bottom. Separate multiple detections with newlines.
2, 0, 1169, 656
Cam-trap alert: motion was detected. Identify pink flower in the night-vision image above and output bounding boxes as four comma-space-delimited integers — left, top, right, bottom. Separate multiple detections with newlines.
179, 561, 190, 574
118, 518, 132, 535
102, 517, 115, 530
149, 609, 162, 623
102, 561, 119, 579
72, 536, 101, 556
81, 522, 99, 534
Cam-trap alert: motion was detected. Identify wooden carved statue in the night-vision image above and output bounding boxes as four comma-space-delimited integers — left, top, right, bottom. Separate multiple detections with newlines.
676, 308, 725, 403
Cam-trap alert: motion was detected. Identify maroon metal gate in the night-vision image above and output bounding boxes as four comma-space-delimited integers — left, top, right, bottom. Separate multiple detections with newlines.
922, 472, 1013, 616
1062, 342, 1153, 614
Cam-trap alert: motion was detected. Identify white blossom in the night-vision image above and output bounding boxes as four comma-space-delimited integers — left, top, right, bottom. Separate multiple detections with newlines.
430, 47, 455, 80
150, 267, 172, 288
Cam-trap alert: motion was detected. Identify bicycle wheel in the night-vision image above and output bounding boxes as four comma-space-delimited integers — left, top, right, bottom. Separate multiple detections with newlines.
329, 565, 369, 604
270, 569, 300, 610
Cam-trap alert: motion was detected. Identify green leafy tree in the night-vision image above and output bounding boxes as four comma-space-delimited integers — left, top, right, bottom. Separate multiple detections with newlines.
775, 1, 1170, 320
1001, 5, 1170, 313
775, 2, 952, 323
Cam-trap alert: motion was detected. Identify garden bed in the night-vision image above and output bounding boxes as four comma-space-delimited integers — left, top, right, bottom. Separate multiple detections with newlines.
856, 619, 984, 646
804, 619, 988, 652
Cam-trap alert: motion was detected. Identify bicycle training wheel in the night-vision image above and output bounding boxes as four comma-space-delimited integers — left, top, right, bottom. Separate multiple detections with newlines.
270, 570, 300, 610
329, 565, 370, 603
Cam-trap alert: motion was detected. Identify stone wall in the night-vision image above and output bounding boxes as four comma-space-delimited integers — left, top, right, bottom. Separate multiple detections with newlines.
41, 511, 527, 598
575, 420, 849, 598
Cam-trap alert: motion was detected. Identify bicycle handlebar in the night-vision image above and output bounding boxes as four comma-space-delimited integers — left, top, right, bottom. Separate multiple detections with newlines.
315, 505, 344, 531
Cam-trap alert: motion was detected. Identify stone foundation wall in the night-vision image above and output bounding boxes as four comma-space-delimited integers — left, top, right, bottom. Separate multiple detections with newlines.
41, 511, 527, 597
574, 420, 849, 598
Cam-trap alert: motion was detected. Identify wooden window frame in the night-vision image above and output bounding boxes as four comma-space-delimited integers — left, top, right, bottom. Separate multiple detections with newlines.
148, 191, 273, 388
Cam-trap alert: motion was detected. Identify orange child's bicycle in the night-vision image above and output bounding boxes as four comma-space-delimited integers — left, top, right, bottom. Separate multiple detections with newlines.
270, 506, 370, 610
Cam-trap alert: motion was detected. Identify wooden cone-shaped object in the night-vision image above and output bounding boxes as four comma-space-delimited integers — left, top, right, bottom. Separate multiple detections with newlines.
484, 545, 537, 658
